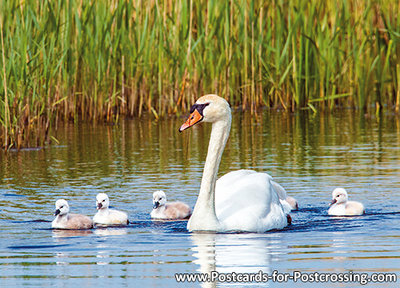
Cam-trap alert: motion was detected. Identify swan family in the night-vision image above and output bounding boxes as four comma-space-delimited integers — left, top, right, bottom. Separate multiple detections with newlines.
51, 94, 365, 231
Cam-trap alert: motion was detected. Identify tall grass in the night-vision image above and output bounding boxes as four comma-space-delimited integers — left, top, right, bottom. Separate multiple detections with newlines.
1, 0, 399, 149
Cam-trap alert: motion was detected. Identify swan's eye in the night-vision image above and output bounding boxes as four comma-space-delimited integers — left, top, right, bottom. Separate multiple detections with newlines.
60, 206, 64, 209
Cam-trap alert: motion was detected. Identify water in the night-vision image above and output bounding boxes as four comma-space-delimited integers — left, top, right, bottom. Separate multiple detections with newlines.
0, 110, 399, 287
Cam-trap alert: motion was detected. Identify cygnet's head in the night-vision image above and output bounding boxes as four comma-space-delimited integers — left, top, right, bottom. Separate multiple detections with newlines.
96, 193, 110, 210
179, 94, 231, 132
331, 188, 348, 205
54, 199, 70, 216
153, 190, 167, 209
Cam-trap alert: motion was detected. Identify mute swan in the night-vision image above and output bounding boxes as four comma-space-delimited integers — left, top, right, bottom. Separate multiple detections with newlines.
179, 94, 289, 232
151, 190, 192, 220
52, 199, 93, 229
328, 188, 365, 216
93, 193, 129, 226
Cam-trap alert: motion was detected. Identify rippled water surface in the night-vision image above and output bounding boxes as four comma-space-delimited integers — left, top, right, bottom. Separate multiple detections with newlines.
1, 111, 400, 287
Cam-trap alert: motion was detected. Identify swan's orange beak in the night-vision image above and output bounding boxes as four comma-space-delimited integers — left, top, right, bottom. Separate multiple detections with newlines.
179, 109, 203, 132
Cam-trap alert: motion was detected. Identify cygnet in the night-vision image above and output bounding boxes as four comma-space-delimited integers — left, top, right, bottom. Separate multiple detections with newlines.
151, 190, 192, 220
93, 193, 129, 226
52, 199, 93, 229
328, 188, 365, 216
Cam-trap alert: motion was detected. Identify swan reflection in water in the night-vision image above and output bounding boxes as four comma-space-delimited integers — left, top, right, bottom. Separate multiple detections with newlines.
330, 231, 350, 262
94, 227, 128, 237
52, 229, 93, 238
94, 228, 129, 265
191, 233, 279, 287
52, 228, 128, 266
51, 227, 128, 238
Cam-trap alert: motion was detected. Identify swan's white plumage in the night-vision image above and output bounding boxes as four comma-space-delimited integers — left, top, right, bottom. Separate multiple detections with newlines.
180, 95, 289, 232
270, 180, 298, 213
215, 170, 287, 232
93, 193, 129, 226
328, 188, 365, 216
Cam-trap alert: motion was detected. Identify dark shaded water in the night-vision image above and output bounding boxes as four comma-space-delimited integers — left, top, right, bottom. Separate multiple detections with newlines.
1, 110, 400, 287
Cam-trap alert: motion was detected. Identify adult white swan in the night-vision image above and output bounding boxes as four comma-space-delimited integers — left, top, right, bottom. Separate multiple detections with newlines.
179, 94, 289, 232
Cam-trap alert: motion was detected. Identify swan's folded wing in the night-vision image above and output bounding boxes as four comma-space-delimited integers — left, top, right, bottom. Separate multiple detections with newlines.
215, 172, 287, 232
271, 180, 287, 200
270, 181, 293, 214
217, 169, 273, 188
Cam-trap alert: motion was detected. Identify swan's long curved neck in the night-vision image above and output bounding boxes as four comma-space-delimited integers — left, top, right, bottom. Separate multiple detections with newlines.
187, 116, 231, 231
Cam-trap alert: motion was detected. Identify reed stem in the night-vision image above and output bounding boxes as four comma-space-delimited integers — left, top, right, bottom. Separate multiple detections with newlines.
0, 0, 399, 149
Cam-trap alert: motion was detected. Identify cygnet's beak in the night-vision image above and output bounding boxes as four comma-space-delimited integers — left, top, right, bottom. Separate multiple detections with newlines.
153, 201, 160, 209
179, 109, 203, 132
330, 199, 337, 205
54, 209, 61, 216
97, 202, 102, 210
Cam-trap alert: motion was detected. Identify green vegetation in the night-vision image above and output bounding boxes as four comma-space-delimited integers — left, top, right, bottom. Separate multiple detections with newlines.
1, 0, 399, 149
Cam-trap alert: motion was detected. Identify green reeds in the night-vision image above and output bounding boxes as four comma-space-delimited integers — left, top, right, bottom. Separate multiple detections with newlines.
1, 0, 399, 149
